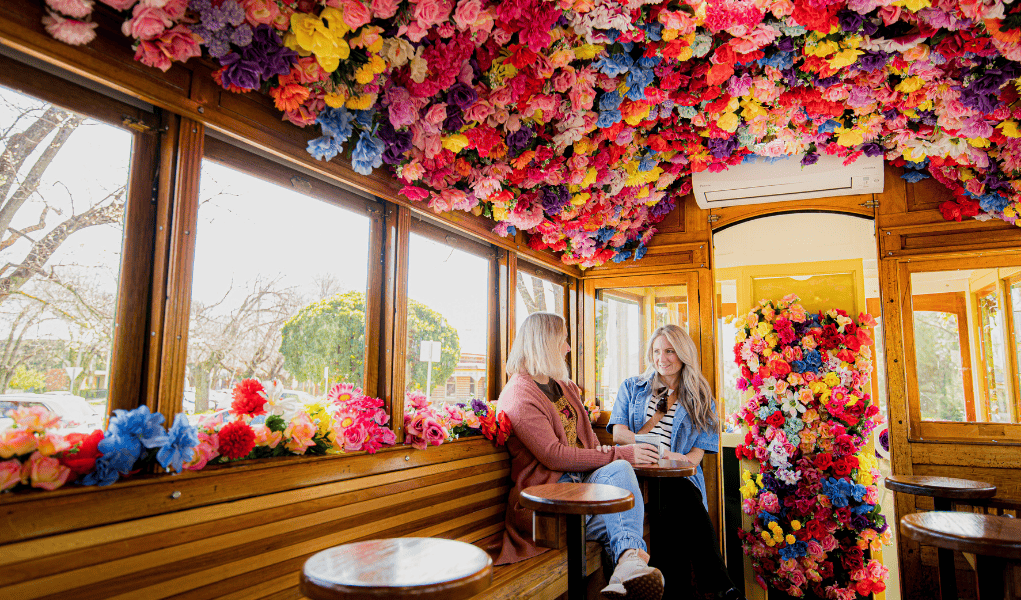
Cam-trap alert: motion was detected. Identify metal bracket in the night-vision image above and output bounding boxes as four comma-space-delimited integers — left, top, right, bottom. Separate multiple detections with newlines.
707, 213, 721, 224
859, 199, 880, 208
121, 115, 152, 132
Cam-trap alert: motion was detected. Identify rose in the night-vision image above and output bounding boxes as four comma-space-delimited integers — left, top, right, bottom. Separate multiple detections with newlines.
453, 0, 481, 30
0, 459, 21, 492
341, 0, 371, 29
0, 428, 38, 459
413, 0, 453, 28
342, 421, 368, 452
21, 451, 72, 491
422, 416, 447, 446
370, 0, 400, 18
122, 5, 173, 40
46, 0, 94, 18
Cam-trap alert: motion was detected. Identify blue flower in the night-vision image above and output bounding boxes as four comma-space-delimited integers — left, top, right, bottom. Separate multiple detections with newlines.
354, 109, 375, 129
594, 53, 633, 77
638, 155, 658, 172
317, 107, 354, 143
97, 432, 143, 475
817, 119, 841, 134
634, 244, 647, 261
108, 405, 168, 450
599, 90, 623, 112
597, 110, 622, 128
351, 131, 385, 175
901, 170, 929, 183
307, 136, 340, 161
81, 455, 121, 486
612, 250, 632, 262
158, 414, 200, 474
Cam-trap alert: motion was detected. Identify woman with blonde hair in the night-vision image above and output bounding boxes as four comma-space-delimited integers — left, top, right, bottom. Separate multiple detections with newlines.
496, 312, 665, 600
608, 324, 739, 600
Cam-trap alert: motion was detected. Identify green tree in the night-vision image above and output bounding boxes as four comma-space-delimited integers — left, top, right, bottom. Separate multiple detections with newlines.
9, 364, 44, 391
280, 291, 367, 389
404, 298, 459, 392
913, 311, 967, 421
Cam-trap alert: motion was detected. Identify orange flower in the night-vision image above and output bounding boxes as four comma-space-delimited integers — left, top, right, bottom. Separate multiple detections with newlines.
985, 18, 1021, 44
270, 83, 311, 113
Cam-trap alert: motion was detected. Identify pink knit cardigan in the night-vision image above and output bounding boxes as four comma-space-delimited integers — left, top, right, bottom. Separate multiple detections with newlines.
494, 373, 636, 565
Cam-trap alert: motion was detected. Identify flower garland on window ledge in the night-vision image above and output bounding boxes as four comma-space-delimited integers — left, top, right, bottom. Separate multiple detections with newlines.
731, 295, 890, 599
37, 0, 1021, 267
0, 379, 510, 494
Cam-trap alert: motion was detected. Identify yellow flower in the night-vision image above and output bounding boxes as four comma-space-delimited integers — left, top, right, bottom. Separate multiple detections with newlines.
791, 520, 802, 531
828, 48, 861, 69
661, 29, 678, 42
442, 133, 470, 153
354, 64, 376, 84
999, 121, 1021, 138
895, 76, 924, 93
741, 101, 767, 121
346, 93, 376, 110
968, 137, 991, 148
717, 112, 740, 132
325, 91, 349, 108
895, 0, 931, 11
836, 127, 864, 147
572, 192, 591, 206
809, 40, 839, 57
823, 372, 840, 387
902, 146, 927, 162
756, 322, 771, 337
574, 44, 603, 60
492, 206, 508, 222
761, 531, 772, 541
785, 534, 796, 544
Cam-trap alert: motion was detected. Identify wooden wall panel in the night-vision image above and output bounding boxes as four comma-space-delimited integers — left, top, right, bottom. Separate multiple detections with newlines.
0, 440, 510, 600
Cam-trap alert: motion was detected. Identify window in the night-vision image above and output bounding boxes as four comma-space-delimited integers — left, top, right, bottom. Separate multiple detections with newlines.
908, 267, 1021, 430
516, 262, 566, 327
468, 377, 476, 396
184, 154, 373, 416
0, 81, 140, 425
404, 223, 493, 404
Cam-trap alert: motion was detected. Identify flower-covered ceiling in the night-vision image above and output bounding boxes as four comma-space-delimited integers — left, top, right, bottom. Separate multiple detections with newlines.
43, 0, 1021, 267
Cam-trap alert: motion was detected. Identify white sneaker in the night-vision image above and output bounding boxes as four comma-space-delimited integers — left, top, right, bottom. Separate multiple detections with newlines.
601, 551, 664, 600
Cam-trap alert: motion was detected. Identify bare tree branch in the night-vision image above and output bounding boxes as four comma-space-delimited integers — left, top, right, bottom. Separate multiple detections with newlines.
0, 106, 76, 232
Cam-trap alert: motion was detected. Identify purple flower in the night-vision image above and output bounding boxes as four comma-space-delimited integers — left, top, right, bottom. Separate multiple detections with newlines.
775, 37, 796, 53
540, 185, 570, 215
649, 197, 675, 219
855, 51, 889, 73
801, 152, 819, 166
242, 25, 297, 80
838, 10, 864, 32
707, 135, 739, 159
860, 143, 883, 157
470, 398, 488, 416
507, 126, 534, 150
218, 52, 262, 90
446, 82, 478, 111
443, 108, 466, 132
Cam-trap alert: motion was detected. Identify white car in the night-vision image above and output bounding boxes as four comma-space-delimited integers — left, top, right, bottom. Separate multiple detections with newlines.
0, 393, 104, 432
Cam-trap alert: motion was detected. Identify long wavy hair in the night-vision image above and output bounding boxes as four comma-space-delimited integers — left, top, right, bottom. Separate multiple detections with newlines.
645, 324, 718, 434
506, 312, 571, 382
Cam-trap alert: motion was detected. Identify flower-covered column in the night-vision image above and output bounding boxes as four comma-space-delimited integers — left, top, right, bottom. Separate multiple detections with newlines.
732, 295, 891, 600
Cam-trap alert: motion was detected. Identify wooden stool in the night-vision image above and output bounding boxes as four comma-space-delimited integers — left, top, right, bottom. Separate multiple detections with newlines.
300, 537, 493, 600
902, 512, 1021, 600
886, 475, 997, 600
632, 458, 695, 557
520, 482, 634, 600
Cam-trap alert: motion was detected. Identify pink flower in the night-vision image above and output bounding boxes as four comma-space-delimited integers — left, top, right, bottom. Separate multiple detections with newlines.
21, 451, 72, 491
342, 420, 368, 452
370, 0, 400, 18
413, 0, 453, 28
406, 390, 430, 410
10, 405, 61, 432
0, 428, 38, 459
46, 0, 93, 18
421, 416, 448, 446
121, 5, 174, 40
134, 39, 171, 71
341, 0, 372, 29
424, 103, 448, 126
453, 0, 481, 30
185, 432, 219, 470
0, 459, 21, 492
97, 0, 136, 8
252, 425, 282, 448
239, 0, 280, 26
284, 412, 317, 454
36, 432, 71, 456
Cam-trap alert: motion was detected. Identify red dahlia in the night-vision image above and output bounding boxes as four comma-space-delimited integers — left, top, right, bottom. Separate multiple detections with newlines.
231, 378, 267, 416
218, 421, 256, 460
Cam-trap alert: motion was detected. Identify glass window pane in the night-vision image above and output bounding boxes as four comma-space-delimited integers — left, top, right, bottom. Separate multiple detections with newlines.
715, 280, 741, 429
1013, 281, 1021, 395
913, 311, 967, 421
595, 285, 688, 410
186, 160, 371, 416
977, 289, 1011, 422
515, 271, 564, 328
405, 232, 489, 403
0, 84, 134, 431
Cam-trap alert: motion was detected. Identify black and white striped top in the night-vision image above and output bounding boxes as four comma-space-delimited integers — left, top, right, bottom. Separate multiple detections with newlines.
645, 390, 677, 447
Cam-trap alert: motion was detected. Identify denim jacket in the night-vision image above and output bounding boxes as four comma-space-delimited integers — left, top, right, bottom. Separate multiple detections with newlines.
606, 371, 719, 510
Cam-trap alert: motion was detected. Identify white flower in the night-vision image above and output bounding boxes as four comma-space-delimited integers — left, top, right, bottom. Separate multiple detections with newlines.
780, 392, 805, 417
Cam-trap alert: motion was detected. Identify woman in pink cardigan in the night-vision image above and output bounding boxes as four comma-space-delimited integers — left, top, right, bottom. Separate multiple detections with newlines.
495, 312, 664, 600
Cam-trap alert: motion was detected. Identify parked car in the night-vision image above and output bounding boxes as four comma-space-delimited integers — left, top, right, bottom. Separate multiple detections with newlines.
0, 393, 104, 431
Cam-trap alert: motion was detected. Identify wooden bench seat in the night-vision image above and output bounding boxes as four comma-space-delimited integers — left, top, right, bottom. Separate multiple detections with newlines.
467, 533, 606, 600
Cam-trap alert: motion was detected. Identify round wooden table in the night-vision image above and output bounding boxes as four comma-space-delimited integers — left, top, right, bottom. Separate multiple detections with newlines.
632, 459, 696, 559
902, 511, 1021, 600
520, 482, 634, 600
300, 538, 493, 600
886, 475, 997, 600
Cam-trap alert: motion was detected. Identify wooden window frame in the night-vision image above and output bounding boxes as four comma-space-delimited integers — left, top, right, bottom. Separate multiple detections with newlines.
0, 58, 159, 418
899, 253, 1021, 443
910, 292, 976, 421
1006, 274, 1021, 424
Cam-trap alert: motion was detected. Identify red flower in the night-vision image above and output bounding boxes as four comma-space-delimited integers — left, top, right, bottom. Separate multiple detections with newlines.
231, 379, 267, 417
218, 421, 256, 460
813, 453, 833, 470
59, 429, 104, 477
765, 411, 785, 428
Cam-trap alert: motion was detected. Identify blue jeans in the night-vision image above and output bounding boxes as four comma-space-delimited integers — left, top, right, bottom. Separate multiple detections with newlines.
559, 459, 647, 562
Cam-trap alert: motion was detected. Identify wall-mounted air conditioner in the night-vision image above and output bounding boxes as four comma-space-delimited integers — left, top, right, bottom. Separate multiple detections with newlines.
691, 153, 884, 209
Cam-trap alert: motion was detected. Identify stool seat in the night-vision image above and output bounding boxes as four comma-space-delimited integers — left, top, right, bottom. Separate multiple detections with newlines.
885, 475, 997, 500
632, 458, 696, 478
901, 511, 1021, 560
520, 482, 635, 515
300, 538, 492, 600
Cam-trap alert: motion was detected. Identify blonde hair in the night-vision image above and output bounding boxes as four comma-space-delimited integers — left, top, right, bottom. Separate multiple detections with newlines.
506, 312, 571, 382
646, 324, 718, 434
